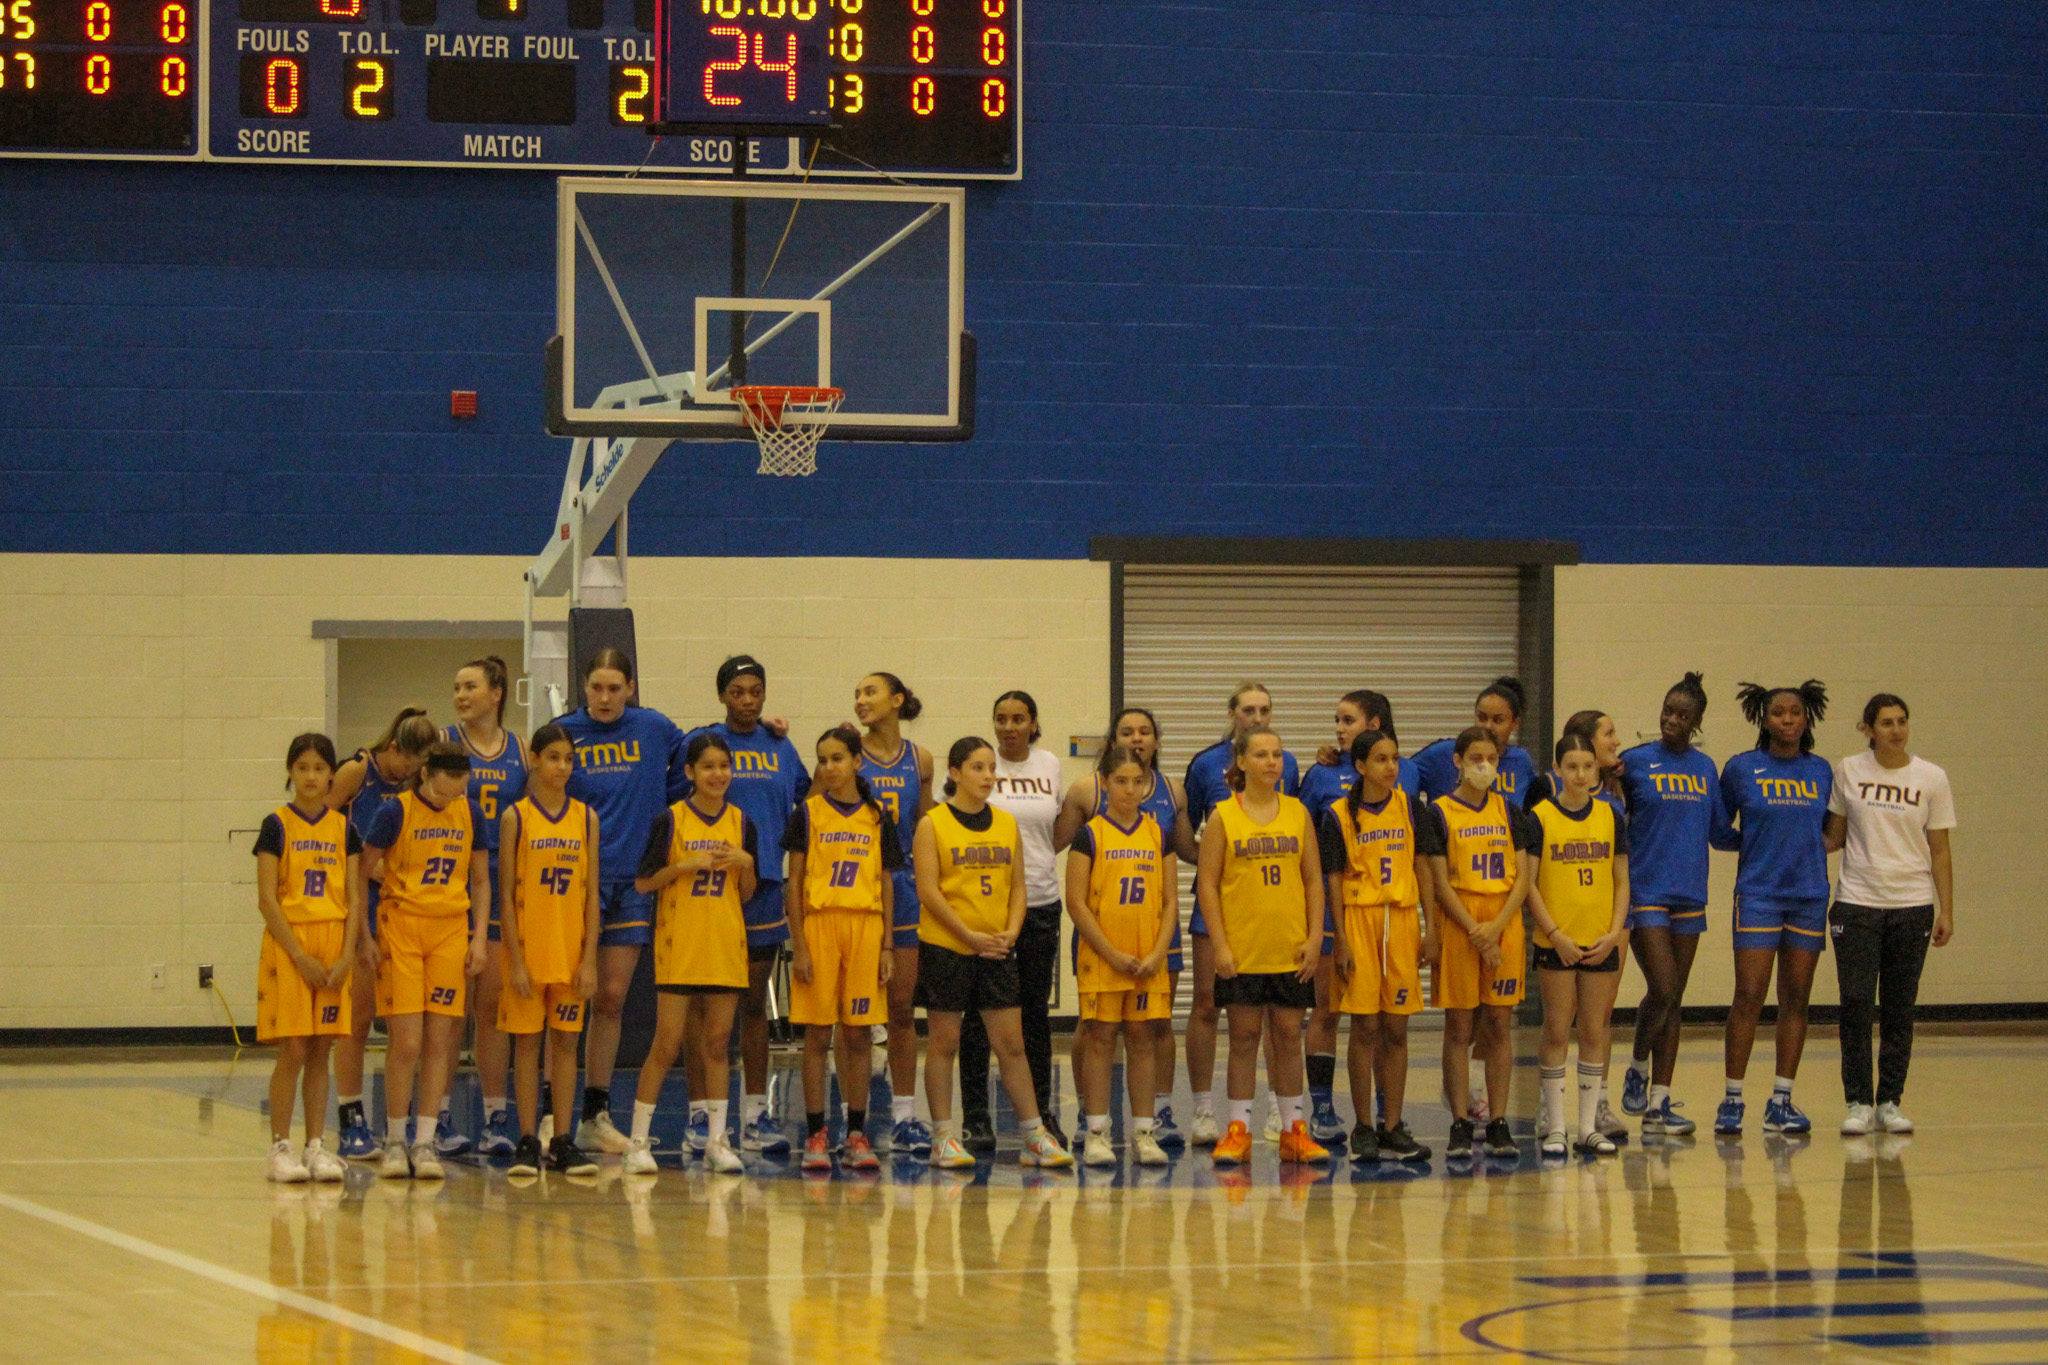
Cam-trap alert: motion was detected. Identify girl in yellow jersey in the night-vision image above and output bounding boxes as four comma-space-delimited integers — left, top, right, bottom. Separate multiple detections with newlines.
497, 722, 601, 1179
1066, 744, 1179, 1169
915, 737, 1075, 1169
1318, 729, 1432, 1165
784, 725, 906, 1172
254, 733, 363, 1184
362, 741, 491, 1181
1421, 727, 1540, 1160
1526, 733, 1632, 1158
1199, 726, 1328, 1167
627, 732, 758, 1176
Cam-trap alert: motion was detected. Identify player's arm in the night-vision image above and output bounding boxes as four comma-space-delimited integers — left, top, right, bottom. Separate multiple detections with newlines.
1588, 852, 1631, 964
464, 831, 491, 976
327, 757, 366, 811
254, 842, 322, 989
1167, 775, 1199, 863
1053, 778, 1092, 852
577, 810, 601, 998
1143, 851, 1179, 976
1063, 831, 1124, 971
1930, 827, 1955, 946
1296, 812, 1324, 982
1710, 767, 1745, 851
499, 808, 532, 997
785, 848, 812, 983
731, 819, 760, 902
1823, 811, 1848, 855
1317, 811, 1351, 979
634, 812, 688, 895
996, 825, 1028, 953
1196, 819, 1233, 977
914, 745, 935, 820
331, 843, 363, 991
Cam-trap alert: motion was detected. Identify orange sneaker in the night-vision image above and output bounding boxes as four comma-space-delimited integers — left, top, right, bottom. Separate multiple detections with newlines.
1211, 1120, 1253, 1166
1279, 1119, 1331, 1164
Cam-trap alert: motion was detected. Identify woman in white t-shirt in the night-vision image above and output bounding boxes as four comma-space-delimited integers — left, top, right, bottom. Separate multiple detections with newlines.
1824, 693, 1956, 1138
957, 690, 1069, 1152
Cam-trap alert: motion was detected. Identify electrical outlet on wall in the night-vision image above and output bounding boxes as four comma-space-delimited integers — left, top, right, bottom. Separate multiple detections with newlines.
198, 965, 214, 991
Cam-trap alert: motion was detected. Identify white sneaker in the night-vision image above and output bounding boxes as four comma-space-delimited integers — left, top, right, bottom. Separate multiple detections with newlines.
1131, 1128, 1169, 1166
376, 1138, 411, 1179
1262, 1106, 1282, 1143
303, 1139, 346, 1183
704, 1135, 744, 1175
408, 1142, 444, 1180
1841, 1103, 1876, 1136
1190, 1110, 1220, 1146
1082, 1129, 1117, 1167
622, 1137, 659, 1175
579, 1111, 632, 1155
537, 1113, 555, 1146
266, 1138, 310, 1183
1019, 1127, 1074, 1168
1875, 1102, 1914, 1134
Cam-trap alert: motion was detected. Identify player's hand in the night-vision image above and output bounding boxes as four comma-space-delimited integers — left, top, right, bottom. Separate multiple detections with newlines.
709, 842, 748, 870
1135, 949, 1166, 979
1115, 951, 1145, 978
1315, 745, 1341, 767
324, 957, 353, 992
1213, 942, 1238, 980
1478, 940, 1503, 971
576, 961, 597, 1001
292, 952, 325, 989
509, 961, 535, 999
1422, 931, 1441, 968
680, 850, 715, 872
1294, 940, 1316, 983
466, 936, 488, 977
1548, 931, 1584, 967
791, 947, 814, 984
878, 949, 894, 987
1333, 938, 1354, 981
1471, 916, 1506, 951
764, 715, 790, 739
1933, 910, 1954, 947
971, 931, 1007, 959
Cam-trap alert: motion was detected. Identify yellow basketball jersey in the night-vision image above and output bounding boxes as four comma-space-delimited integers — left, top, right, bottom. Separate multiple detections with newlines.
1213, 793, 1313, 974
800, 794, 889, 914
507, 795, 591, 983
1078, 813, 1169, 992
380, 791, 476, 919
653, 799, 750, 988
919, 803, 1019, 953
1531, 796, 1620, 943
1330, 790, 1420, 909
272, 804, 351, 924
1435, 790, 1519, 895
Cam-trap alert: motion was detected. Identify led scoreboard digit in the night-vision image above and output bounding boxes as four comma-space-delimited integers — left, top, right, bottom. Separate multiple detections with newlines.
0, 0, 1018, 173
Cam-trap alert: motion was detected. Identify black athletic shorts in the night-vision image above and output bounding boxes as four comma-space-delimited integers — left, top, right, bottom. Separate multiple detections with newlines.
1214, 970, 1315, 1009
914, 941, 1022, 1014
1533, 945, 1622, 974
747, 942, 783, 965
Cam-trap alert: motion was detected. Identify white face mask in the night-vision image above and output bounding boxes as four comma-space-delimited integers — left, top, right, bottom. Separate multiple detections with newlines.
1463, 760, 1498, 790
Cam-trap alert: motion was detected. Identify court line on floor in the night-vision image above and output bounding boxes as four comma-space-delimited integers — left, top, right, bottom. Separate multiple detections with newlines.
0, 1156, 253, 1166
0, 1189, 508, 1365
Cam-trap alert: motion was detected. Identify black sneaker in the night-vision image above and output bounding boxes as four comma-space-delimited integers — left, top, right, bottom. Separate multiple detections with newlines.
1349, 1122, 1380, 1163
547, 1135, 599, 1176
508, 1134, 542, 1178
1378, 1121, 1431, 1163
1446, 1118, 1475, 1158
963, 1113, 998, 1154
1484, 1118, 1519, 1159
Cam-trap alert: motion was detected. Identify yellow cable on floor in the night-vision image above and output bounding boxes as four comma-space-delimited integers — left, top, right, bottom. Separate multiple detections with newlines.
210, 980, 246, 1053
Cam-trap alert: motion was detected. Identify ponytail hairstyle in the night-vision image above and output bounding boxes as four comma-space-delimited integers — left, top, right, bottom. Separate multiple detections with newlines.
459, 654, 511, 726
1103, 707, 1163, 771
584, 647, 636, 684
685, 731, 733, 768
1860, 692, 1910, 748
372, 706, 438, 758
1225, 724, 1280, 792
410, 739, 472, 790
1221, 681, 1272, 739
865, 671, 923, 723
993, 689, 1041, 742
1344, 727, 1401, 821
1736, 679, 1829, 754
1664, 671, 1709, 736
529, 721, 571, 756
284, 732, 339, 789
1477, 675, 1526, 720
1560, 708, 1622, 794
942, 735, 994, 799
814, 724, 886, 822
1341, 688, 1395, 733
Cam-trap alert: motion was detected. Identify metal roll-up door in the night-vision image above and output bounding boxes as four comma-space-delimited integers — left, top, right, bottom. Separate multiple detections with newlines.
1119, 565, 1524, 1017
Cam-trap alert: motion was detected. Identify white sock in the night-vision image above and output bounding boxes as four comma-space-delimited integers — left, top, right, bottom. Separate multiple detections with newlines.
1725, 1079, 1743, 1098
1133, 1116, 1156, 1133
1597, 1080, 1610, 1109
436, 1104, 450, 1122
707, 1100, 729, 1142
632, 1100, 656, 1143
1649, 1083, 1670, 1111
418, 1115, 438, 1146
1279, 1094, 1303, 1128
1020, 1117, 1043, 1137
387, 1117, 407, 1143
1540, 1066, 1567, 1135
934, 1118, 958, 1140
892, 1096, 915, 1123
484, 1097, 506, 1119
1087, 1113, 1109, 1133
1577, 1063, 1602, 1139
1194, 1089, 1216, 1118
742, 1093, 768, 1126
1626, 1058, 1647, 1080
339, 1092, 363, 1108
1773, 1076, 1794, 1097
1230, 1098, 1253, 1128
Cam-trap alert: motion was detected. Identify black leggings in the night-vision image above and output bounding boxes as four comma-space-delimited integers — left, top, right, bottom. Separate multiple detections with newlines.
959, 900, 1062, 1123
1831, 901, 1935, 1106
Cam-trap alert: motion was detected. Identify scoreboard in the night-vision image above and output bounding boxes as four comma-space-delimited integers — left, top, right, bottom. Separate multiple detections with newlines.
0, 0, 1019, 175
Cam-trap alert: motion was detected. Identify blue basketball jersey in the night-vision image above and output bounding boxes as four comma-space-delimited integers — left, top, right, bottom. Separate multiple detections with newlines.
444, 724, 528, 855
1297, 754, 1422, 827
1618, 740, 1728, 909
1411, 738, 1537, 809
345, 747, 407, 843
859, 738, 925, 863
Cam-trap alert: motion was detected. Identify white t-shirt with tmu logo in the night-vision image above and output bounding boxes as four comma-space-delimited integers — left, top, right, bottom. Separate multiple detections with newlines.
1828, 750, 1956, 909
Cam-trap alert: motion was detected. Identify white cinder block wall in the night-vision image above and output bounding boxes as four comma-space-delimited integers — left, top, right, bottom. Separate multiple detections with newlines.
0, 555, 2038, 1030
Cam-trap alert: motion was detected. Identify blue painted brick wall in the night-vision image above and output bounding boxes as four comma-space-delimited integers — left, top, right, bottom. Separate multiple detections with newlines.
2, 0, 2044, 563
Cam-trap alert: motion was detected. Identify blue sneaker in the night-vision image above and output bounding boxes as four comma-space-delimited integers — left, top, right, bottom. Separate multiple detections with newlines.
1309, 1093, 1347, 1144
688, 1109, 711, 1155
434, 1107, 470, 1156
1644, 1097, 1696, 1137
893, 1117, 933, 1157
1762, 1094, 1810, 1134
1153, 1105, 1186, 1151
742, 1111, 791, 1155
337, 1121, 377, 1160
479, 1107, 518, 1157
1714, 1096, 1745, 1135
1621, 1065, 1650, 1116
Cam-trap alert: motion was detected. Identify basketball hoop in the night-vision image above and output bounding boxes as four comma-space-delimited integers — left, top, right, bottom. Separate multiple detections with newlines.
732, 385, 844, 477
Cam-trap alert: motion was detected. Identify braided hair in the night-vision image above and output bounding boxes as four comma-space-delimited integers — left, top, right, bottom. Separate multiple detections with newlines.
1666, 671, 1709, 734
1736, 679, 1828, 754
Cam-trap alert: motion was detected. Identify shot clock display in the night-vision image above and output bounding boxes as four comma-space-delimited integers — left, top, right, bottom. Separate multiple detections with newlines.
658, 0, 830, 128
0, 0, 197, 151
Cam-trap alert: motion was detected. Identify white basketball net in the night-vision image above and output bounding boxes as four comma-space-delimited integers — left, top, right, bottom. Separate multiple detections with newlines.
733, 386, 845, 477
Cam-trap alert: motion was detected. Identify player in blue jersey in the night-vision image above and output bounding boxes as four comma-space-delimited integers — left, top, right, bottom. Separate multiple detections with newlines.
1714, 680, 1833, 1137
1056, 706, 1198, 1148
683, 655, 808, 1157
556, 647, 691, 1156
435, 655, 528, 1158
1616, 673, 1727, 1138
1413, 676, 1538, 809
1296, 690, 1423, 1141
855, 671, 935, 1155
325, 705, 436, 1159
1181, 682, 1300, 1144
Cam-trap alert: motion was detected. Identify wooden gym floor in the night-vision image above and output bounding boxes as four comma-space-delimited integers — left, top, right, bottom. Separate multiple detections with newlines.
3, 1024, 2047, 1364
